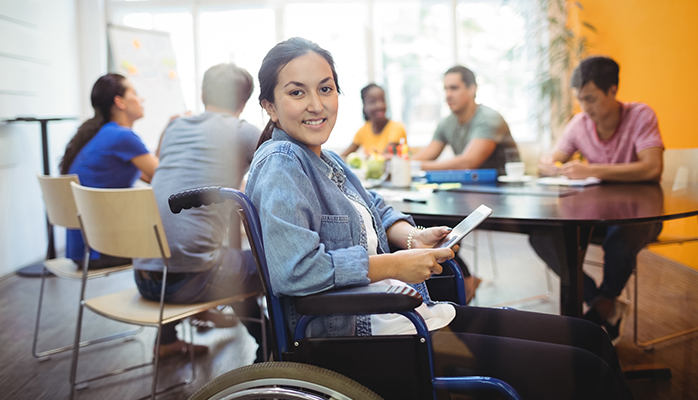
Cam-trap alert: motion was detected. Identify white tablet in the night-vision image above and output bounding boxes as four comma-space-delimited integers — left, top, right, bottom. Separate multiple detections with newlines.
435, 204, 493, 249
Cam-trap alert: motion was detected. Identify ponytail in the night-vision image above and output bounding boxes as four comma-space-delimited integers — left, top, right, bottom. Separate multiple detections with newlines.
256, 119, 276, 149
59, 114, 106, 174
59, 73, 126, 174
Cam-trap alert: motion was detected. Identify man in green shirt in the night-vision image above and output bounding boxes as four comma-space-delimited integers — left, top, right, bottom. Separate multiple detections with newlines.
413, 66, 518, 176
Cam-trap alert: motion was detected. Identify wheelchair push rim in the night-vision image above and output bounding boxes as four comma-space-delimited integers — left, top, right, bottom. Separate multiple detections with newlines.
188, 361, 383, 400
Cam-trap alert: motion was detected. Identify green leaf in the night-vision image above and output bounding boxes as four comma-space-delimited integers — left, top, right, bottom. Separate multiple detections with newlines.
582, 21, 597, 32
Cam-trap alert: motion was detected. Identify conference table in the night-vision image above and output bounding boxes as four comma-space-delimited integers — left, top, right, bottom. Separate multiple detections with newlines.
379, 179, 698, 317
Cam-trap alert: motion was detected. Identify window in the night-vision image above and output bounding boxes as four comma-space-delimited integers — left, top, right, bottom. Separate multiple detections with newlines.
456, 0, 542, 142
198, 7, 276, 128
108, 0, 546, 152
372, 0, 455, 147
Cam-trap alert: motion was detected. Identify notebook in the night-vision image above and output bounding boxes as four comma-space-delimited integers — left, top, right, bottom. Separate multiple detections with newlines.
536, 176, 601, 187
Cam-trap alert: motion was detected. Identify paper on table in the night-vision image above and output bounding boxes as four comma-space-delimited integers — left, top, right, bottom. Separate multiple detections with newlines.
372, 188, 433, 202
536, 176, 602, 187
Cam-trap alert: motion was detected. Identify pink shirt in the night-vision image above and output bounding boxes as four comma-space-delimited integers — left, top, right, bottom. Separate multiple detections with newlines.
556, 102, 664, 164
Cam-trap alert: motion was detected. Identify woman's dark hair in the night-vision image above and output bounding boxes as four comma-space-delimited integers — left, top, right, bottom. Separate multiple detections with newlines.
59, 73, 127, 174
360, 83, 383, 121
256, 37, 341, 149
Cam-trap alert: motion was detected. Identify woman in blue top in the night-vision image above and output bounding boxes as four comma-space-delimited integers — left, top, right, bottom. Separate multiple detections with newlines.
245, 37, 633, 400
59, 73, 159, 269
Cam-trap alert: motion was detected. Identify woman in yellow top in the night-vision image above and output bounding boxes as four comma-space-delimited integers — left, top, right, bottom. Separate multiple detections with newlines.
340, 83, 407, 158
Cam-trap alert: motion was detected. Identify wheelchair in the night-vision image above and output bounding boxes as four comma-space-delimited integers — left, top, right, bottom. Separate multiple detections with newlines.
169, 186, 521, 400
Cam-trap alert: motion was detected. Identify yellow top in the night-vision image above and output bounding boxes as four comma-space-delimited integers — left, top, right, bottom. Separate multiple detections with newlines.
352, 120, 407, 155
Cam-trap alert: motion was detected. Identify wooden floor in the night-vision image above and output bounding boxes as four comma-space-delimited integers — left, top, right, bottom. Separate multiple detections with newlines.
1, 231, 697, 399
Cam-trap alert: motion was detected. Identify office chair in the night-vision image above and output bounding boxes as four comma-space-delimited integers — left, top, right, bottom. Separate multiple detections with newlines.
169, 186, 521, 400
68, 183, 257, 400
34, 174, 135, 360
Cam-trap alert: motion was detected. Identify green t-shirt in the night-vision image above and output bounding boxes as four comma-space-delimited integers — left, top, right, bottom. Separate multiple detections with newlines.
433, 104, 518, 175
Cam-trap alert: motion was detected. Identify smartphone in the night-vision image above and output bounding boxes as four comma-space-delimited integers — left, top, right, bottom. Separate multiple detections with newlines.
435, 204, 493, 249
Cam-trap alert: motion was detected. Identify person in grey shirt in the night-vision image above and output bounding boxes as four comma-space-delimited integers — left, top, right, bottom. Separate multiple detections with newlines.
413, 66, 519, 303
413, 65, 518, 176
134, 63, 264, 360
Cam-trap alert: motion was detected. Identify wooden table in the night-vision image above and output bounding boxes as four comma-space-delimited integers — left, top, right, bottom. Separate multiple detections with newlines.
384, 181, 698, 317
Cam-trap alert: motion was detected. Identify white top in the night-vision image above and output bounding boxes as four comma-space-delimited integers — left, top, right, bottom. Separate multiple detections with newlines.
347, 197, 456, 335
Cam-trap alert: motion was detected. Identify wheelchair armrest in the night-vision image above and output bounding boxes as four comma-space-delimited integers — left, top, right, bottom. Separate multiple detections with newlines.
295, 285, 423, 316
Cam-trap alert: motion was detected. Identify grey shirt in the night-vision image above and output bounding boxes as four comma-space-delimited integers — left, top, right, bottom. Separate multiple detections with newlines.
433, 104, 518, 175
135, 111, 261, 273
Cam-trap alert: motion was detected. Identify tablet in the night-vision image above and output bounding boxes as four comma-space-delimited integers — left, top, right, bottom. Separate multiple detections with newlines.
435, 204, 493, 249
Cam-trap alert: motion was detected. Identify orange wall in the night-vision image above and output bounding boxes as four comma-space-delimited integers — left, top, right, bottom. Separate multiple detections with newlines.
575, 0, 698, 149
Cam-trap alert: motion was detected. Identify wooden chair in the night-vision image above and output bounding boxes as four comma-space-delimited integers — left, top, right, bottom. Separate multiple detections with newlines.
585, 148, 698, 349
68, 183, 254, 400
34, 175, 134, 360
637, 148, 698, 347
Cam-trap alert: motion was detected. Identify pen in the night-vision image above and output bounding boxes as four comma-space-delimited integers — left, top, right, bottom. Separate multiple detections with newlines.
403, 198, 427, 204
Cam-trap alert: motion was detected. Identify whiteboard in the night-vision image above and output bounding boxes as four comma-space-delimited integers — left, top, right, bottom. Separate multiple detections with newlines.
108, 24, 186, 150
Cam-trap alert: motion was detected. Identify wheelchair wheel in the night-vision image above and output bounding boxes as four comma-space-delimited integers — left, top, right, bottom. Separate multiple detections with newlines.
189, 361, 383, 400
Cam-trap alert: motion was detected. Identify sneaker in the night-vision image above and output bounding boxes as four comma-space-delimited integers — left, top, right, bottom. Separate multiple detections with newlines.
603, 299, 630, 346
192, 308, 240, 330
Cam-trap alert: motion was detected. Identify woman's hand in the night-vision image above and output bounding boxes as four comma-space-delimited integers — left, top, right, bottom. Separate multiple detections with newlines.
410, 226, 451, 249
368, 247, 455, 284
386, 222, 460, 252
393, 248, 455, 283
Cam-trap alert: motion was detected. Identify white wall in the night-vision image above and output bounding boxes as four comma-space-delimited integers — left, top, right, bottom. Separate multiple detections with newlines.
0, 0, 98, 277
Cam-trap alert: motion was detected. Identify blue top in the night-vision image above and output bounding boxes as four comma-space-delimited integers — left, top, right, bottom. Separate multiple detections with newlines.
66, 121, 149, 260
245, 128, 434, 338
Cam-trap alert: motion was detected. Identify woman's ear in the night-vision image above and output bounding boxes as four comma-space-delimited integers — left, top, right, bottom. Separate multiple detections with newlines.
261, 99, 277, 123
113, 95, 126, 111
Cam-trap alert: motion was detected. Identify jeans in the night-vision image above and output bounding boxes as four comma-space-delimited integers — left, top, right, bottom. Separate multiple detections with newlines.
529, 222, 663, 305
134, 248, 267, 361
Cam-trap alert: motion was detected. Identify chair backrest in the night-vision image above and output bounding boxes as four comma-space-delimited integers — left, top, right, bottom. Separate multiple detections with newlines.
216, 188, 289, 359
37, 174, 81, 229
662, 148, 698, 185
70, 182, 170, 259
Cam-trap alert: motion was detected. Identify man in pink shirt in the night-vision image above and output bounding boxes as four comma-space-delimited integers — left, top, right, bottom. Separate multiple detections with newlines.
531, 56, 664, 345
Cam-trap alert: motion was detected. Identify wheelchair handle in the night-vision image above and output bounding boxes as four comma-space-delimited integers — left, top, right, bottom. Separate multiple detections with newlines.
168, 186, 225, 214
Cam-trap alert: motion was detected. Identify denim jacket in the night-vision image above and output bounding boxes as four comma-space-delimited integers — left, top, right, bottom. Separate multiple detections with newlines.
246, 128, 434, 338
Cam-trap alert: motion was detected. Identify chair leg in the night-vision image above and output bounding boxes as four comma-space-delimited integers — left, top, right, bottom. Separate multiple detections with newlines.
132, 320, 197, 400
68, 252, 154, 398
68, 257, 91, 400
32, 266, 50, 360
33, 264, 142, 360
151, 322, 163, 400
633, 266, 698, 348
187, 320, 197, 383
486, 230, 498, 279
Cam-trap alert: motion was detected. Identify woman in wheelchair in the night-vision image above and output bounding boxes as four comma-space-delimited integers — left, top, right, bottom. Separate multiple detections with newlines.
245, 37, 633, 400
